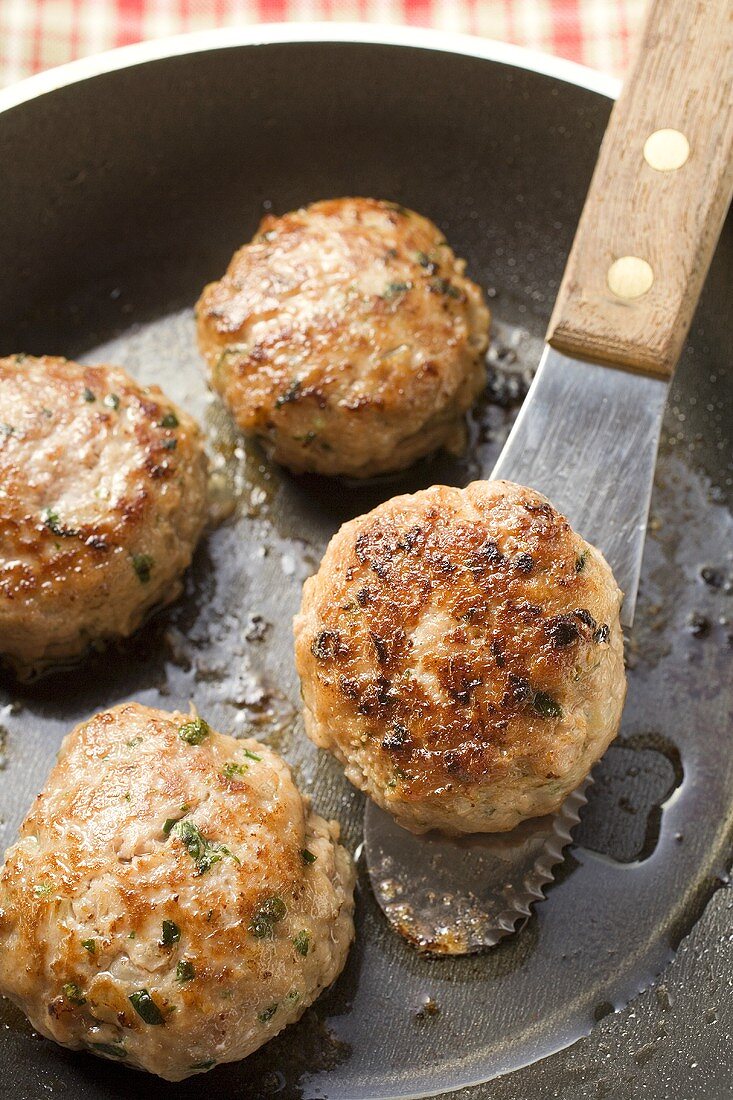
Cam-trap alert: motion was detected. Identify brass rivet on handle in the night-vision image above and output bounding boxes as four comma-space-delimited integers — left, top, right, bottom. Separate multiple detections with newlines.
643, 128, 690, 171
607, 256, 654, 300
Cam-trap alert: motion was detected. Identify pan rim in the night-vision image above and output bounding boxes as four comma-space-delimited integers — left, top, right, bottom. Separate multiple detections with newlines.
0, 21, 619, 115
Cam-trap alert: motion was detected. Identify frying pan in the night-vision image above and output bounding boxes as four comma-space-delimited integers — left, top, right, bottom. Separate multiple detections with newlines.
0, 25, 731, 1100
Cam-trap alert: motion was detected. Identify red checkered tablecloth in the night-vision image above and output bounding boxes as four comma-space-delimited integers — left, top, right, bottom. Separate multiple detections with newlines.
0, 0, 644, 87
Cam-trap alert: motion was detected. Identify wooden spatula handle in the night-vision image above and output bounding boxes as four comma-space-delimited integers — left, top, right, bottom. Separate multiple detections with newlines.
547, 0, 733, 379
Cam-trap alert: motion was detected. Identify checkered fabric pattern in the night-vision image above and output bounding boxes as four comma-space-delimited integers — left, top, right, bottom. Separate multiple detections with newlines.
0, 0, 644, 87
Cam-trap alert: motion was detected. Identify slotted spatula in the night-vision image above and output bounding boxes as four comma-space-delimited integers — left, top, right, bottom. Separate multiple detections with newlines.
365, 0, 733, 954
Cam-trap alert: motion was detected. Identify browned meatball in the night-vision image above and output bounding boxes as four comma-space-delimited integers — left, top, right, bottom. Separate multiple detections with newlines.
0, 703, 355, 1080
0, 355, 208, 677
196, 197, 490, 477
294, 480, 626, 834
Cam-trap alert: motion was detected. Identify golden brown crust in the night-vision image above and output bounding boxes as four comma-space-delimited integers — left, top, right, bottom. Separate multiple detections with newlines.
0, 355, 208, 675
0, 703, 355, 1080
294, 480, 626, 833
196, 197, 490, 477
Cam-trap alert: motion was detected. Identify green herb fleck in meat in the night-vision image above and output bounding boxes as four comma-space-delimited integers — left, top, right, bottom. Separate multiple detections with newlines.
103, 393, 120, 410
532, 691, 563, 719
170, 819, 239, 875
242, 748, 261, 762
42, 508, 78, 538
221, 761, 247, 780
258, 1004, 278, 1023
293, 930, 310, 957
160, 920, 180, 947
81, 938, 96, 954
178, 717, 210, 745
90, 1042, 126, 1059
575, 550, 588, 572
82, 387, 96, 402
129, 989, 164, 1025
429, 277, 462, 299
275, 379, 302, 408
249, 895, 287, 938
162, 803, 191, 836
33, 882, 52, 898
382, 281, 412, 300
131, 553, 153, 583
159, 412, 178, 428
190, 1060, 216, 1070
300, 849, 317, 865
63, 982, 86, 1005
176, 960, 195, 983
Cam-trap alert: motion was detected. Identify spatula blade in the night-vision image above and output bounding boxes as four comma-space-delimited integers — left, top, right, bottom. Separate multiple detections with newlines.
491, 347, 668, 626
364, 347, 669, 954
364, 781, 589, 955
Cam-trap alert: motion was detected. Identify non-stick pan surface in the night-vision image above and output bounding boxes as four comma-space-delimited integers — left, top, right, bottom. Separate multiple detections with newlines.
0, 27, 731, 1100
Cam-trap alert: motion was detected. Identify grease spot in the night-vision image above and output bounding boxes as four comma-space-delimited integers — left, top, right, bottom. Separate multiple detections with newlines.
575, 735, 683, 864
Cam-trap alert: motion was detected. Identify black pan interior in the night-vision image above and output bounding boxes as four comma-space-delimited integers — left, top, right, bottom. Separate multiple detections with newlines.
0, 38, 731, 1100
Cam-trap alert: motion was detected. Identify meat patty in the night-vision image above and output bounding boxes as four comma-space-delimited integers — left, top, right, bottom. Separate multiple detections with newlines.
196, 197, 490, 477
0, 703, 356, 1081
294, 480, 626, 835
0, 355, 208, 676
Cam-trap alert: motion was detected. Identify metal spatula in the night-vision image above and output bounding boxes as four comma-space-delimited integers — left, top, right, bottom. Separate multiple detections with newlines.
365, 0, 733, 954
